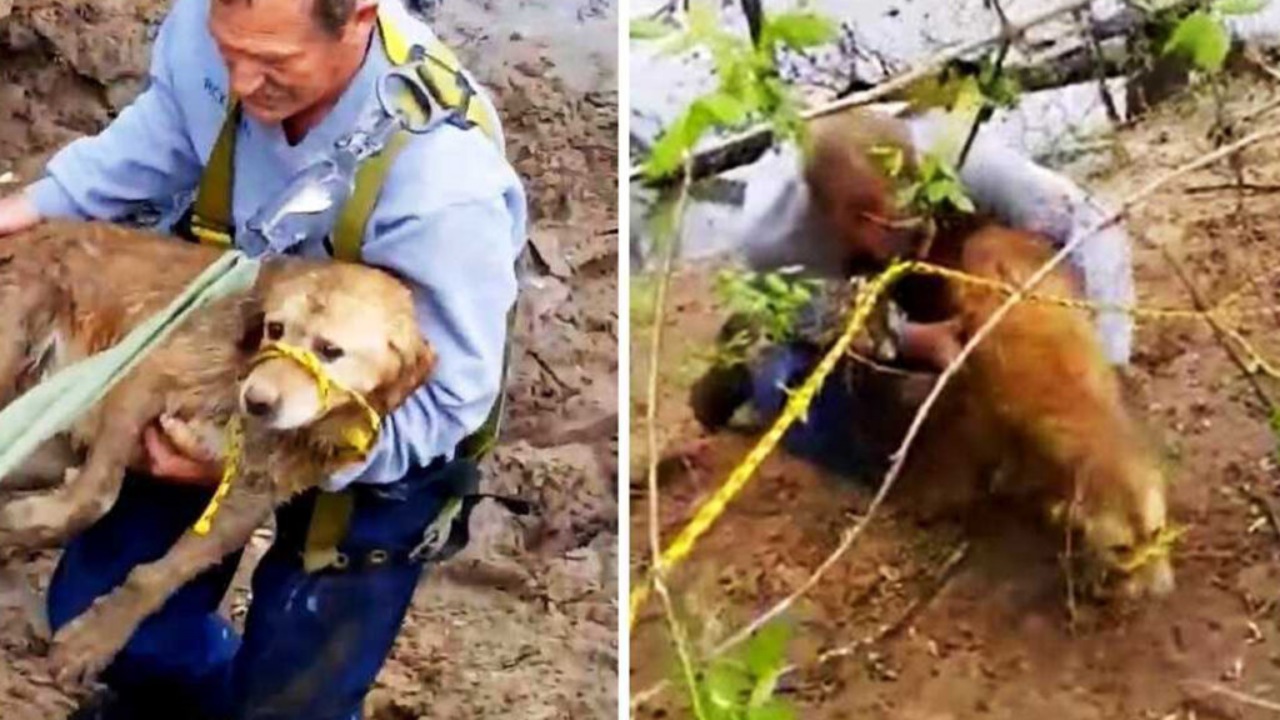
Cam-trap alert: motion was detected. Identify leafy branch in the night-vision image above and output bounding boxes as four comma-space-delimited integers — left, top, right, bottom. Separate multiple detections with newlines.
697, 621, 794, 720
631, 2, 837, 181
1161, 0, 1269, 73
711, 268, 821, 367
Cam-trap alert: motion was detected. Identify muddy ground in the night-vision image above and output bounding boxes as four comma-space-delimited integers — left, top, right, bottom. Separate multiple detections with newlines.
0, 0, 618, 717
631, 79, 1280, 718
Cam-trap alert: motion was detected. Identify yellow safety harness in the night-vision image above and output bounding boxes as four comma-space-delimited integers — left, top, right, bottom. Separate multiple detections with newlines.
186, 11, 514, 568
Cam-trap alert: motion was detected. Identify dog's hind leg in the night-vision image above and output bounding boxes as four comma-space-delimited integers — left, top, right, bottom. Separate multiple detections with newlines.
2, 437, 80, 494
49, 477, 275, 684
0, 378, 163, 550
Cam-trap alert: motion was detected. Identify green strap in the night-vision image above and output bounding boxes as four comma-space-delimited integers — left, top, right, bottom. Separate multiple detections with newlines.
190, 103, 239, 248
331, 131, 412, 263
0, 253, 261, 480
302, 491, 356, 573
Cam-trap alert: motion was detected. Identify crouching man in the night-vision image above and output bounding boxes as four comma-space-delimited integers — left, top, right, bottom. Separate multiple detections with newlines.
691, 108, 1135, 473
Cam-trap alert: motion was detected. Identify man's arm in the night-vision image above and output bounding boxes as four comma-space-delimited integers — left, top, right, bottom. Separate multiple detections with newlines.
324, 185, 525, 490
319, 122, 525, 490
22, 3, 203, 222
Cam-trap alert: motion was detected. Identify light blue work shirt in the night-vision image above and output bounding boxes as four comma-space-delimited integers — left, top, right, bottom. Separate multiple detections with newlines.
24, 0, 528, 490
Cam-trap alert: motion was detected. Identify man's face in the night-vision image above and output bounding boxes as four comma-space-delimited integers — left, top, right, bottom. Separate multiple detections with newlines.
209, 0, 362, 124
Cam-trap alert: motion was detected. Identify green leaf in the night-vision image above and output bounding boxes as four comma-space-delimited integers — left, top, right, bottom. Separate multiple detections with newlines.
1163, 11, 1231, 72
704, 662, 751, 711
643, 90, 751, 180
696, 91, 752, 126
1214, 0, 1268, 15
761, 11, 837, 50
630, 17, 675, 40
748, 703, 795, 720
744, 622, 790, 678
946, 184, 976, 213
644, 117, 695, 180
687, 0, 720, 39
925, 178, 950, 205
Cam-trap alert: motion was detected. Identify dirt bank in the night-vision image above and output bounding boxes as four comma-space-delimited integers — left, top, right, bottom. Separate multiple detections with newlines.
630, 79, 1280, 719
0, 0, 618, 717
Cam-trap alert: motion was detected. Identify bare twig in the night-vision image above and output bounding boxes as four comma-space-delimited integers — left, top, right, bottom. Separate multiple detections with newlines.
655, 575, 708, 720
643, 161, 709, 718
1077, 7, 1122, 123
1182, 679, 1280, 714
632, 542, 970, 711
1185, 182, 1280, 195
642, 161, 693, 592
805, 540, 970, 667
1151, 243, 1277, 412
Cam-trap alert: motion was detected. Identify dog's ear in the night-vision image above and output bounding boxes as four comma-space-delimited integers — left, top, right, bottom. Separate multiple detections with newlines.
369, 334, 437, 416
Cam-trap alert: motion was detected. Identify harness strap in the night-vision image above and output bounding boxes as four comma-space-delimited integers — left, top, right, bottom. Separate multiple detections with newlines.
303, 492, 357, 573
189, 102, 239, 248
331, 131, 411, 263
376, 12, 500, 142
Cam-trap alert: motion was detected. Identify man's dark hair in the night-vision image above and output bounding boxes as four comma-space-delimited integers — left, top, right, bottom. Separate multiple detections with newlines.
219, 0, 357, 37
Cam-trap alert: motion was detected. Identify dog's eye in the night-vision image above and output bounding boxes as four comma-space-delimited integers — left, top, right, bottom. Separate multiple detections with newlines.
266, 322, 284, 341
316, 340, 344, 362
1109, 543, 1133, 555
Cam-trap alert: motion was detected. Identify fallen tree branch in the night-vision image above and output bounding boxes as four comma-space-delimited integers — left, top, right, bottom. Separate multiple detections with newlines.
631, 0, 1094, 187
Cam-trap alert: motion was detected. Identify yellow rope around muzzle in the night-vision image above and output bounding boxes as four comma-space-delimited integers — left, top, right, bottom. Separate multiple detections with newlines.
190, 342, 382, 535
1115, 524, 1187, 574
250, 341, 383, 453
629, 257, 1280, 630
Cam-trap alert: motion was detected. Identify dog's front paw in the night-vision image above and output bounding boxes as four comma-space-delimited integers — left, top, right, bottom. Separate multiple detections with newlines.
0, 499, 60, 551
49, 610, 134, 686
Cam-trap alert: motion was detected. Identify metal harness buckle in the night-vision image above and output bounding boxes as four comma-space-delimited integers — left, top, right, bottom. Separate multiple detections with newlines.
407, 495, 465, 563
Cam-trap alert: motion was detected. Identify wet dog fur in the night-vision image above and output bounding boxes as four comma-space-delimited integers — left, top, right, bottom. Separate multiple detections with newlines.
0, 220, 435, 680
802, 108, 1173, 597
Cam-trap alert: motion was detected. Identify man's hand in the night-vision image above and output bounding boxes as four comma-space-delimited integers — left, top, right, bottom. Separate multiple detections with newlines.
138, 420, 223, 486
897, 318, 965, 371
0, 193, 42, 237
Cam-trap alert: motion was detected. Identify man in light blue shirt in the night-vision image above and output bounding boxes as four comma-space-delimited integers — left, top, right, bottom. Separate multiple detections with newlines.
0, 0, 525, 717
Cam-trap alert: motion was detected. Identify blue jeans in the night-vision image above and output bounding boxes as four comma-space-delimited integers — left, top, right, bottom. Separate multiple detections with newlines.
48, 459, 468, 720
750, 343, 885, 478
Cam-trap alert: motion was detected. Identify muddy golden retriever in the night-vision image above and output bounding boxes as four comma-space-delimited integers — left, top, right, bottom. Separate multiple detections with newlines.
0, 220, 434, 680
802, 109, 1172, 598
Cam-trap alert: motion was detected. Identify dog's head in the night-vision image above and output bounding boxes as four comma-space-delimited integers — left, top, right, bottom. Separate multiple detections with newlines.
239, 261, 436, 431
1069, 452, 1175, 599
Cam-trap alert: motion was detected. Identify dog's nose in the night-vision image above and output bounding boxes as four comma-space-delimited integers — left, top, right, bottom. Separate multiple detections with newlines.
242, 386, 279, 419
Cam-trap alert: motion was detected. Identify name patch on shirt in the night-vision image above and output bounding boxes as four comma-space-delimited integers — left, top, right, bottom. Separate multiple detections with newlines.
203, 77, 229, 107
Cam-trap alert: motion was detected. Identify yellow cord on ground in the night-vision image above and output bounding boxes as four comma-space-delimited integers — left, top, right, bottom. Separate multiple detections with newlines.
629, 258, 1280, 631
